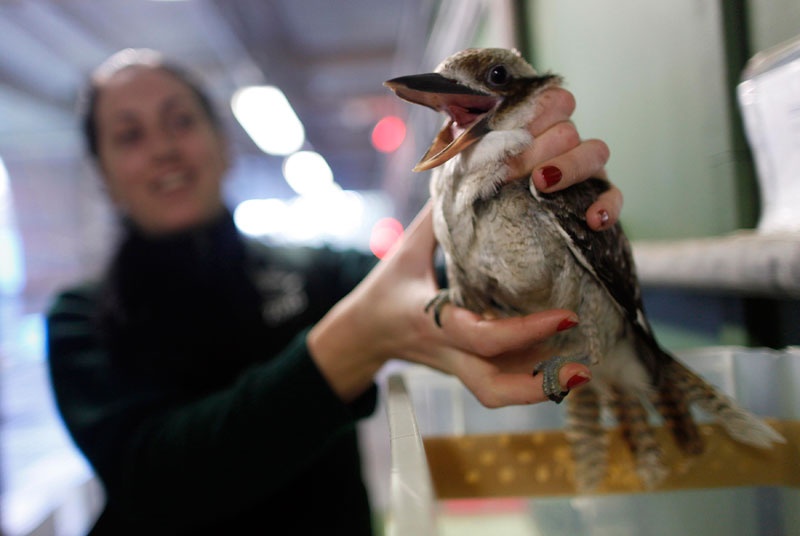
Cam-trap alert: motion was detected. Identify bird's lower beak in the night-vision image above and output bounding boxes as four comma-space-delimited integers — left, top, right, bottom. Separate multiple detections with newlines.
384, 73, 500, 171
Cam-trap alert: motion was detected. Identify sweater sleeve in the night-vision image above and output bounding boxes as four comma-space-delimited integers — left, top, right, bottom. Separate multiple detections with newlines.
47, 285, 377, 531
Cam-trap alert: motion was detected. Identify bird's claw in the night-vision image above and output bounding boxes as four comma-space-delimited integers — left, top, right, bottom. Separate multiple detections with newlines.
424, 289, 451, 327
533, 355, 590, 404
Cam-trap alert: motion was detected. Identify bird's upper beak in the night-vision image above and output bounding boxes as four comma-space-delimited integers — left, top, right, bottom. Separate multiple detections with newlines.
384, 73, 501, 171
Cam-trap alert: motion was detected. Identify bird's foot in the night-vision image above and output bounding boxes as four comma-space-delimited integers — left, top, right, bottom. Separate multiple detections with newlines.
533, 355, 591, 404
424, 289, 452, 327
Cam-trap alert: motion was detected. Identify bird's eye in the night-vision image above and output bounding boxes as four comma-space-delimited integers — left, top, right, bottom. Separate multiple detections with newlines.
487, 65, 510, 86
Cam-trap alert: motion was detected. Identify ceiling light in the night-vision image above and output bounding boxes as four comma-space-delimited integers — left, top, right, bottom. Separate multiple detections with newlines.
282, 151, 336, 196
231, 86, 305, 156
0, 156, 25, 296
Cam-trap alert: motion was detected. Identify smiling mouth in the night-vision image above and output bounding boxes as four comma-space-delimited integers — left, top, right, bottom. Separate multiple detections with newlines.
153, 171, 190, 194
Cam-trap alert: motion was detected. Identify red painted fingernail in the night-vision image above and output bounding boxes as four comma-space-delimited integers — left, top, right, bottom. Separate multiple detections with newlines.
566, 372, 591, 390
541, 166, 562, 188
557, 317, 579, 332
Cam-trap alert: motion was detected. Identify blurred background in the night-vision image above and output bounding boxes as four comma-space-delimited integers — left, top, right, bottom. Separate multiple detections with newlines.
1, 0, 799, 534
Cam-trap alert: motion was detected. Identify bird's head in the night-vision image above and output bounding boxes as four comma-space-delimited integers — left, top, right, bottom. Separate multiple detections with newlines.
385, 48, 561, 172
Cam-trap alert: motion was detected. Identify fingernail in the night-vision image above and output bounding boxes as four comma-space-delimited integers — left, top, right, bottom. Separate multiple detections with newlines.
598, 209, 610, 227
557, 317, 579, 332
541, 166, 562, 188
566, 372, 591, 390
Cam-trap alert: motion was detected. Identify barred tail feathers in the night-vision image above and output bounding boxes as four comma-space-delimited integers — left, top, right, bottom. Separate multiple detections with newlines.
565, 386, 608, 492
654, 364, 705, 455
667, 359, 786, 448
611, 387, 668, 489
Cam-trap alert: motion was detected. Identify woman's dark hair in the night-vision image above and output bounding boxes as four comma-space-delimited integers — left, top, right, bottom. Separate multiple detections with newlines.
80, 48, 221, 159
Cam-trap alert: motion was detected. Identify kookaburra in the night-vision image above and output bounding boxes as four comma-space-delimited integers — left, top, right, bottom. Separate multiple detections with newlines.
385, 48, 784, 490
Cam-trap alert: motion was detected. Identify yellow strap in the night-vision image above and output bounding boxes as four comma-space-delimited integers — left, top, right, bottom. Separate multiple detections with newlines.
424, 421, 800, 498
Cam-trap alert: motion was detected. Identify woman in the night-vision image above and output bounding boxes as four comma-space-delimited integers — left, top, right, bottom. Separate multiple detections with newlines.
47, 49, 619, 534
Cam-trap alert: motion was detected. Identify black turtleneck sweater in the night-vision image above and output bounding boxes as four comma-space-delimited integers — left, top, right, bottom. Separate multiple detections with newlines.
46, 213, 380, 535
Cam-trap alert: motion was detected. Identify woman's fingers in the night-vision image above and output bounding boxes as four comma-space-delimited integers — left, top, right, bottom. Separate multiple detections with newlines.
517, 131, 619, 229
503, 86, 618, 230
525, 87, 576, 137
529, 138, 611, 193
586, 183, 624, 231
425, 303, 594, 407
506, 120, 581, 182
466, 362, 592, 407
435, 306, 575, 354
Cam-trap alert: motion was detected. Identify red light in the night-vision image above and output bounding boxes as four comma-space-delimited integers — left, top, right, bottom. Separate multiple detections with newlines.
371, 116, 406, 153
369, 217, 404, 258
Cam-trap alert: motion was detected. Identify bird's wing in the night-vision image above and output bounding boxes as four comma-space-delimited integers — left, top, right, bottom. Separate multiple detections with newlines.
535, 178, 670, 377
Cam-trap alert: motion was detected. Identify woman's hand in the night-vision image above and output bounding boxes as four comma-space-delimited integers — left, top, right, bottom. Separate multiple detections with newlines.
506, 87, 621, 230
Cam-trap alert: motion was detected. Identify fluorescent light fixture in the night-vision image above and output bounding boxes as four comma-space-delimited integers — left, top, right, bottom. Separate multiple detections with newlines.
0, 156, 25, 296
0, 156, 7, 199
234, 190, 397, 254
233, 198, 289, 237
232, 86, 305, 156
282, 150, 335, 196
233, 191, 365, 243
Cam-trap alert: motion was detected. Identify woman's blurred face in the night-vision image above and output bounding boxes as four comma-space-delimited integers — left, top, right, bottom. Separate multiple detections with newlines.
94, 66, 228, 235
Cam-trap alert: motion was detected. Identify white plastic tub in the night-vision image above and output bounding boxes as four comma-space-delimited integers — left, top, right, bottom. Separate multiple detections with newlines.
385, 347, 800, 536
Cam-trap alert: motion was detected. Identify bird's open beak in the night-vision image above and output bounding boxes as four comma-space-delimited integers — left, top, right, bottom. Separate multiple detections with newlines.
384, 73, 500, 171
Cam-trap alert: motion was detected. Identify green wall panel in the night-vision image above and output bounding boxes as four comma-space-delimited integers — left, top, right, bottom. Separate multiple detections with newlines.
524, 0, 738, 240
